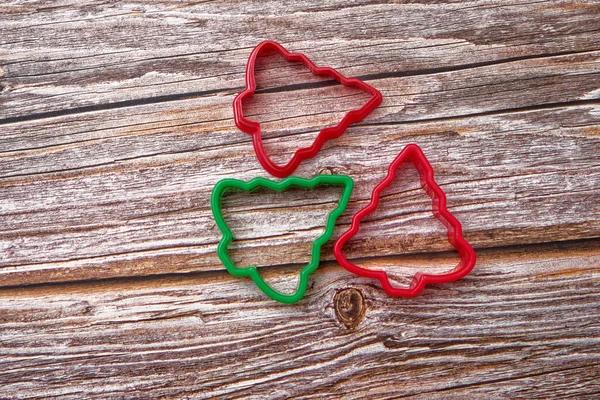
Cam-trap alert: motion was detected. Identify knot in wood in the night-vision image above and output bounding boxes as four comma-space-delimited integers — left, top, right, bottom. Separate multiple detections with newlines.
334, 288, 365, 329
319, 167, 334, 175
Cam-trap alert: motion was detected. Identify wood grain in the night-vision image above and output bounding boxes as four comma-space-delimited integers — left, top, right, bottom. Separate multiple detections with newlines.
1, 0, 600, 398
2, 0, 600, 121
2, 102, 599, 286
1, 241, 599, 399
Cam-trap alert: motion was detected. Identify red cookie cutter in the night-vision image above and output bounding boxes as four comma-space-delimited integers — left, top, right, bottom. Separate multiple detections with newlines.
334, 144, 476, 297
233, 40, 382, 178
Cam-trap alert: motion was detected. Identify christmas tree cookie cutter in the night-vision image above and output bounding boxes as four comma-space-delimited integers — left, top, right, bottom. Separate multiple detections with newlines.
211, 175, 354, 303
333, 144, 476, 297
233, 40, 382, 178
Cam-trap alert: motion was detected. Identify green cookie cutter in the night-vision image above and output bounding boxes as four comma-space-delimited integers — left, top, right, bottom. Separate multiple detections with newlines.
211, 175, 354, 303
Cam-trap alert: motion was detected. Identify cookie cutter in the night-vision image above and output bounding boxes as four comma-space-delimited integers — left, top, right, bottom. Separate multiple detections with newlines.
333, 144, 476, 297
233, 40, 382, 178
211, 175, 354, 303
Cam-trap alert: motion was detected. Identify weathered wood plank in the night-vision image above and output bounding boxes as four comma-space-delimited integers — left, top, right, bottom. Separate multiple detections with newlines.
3, 49, 599, 157
2, 0, 600, 120
1, 241, 599, 399
1, 101, 599, 286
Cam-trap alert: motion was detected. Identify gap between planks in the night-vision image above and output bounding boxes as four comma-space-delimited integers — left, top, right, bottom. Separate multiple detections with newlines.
1, 237, 598, 294
1, 47, 599, 126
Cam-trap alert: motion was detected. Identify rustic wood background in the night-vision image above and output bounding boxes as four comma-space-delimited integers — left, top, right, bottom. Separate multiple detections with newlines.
1, 0, 600, 398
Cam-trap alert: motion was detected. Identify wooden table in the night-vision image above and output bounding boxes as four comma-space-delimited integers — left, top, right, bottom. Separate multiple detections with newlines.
1, 1, 599, 398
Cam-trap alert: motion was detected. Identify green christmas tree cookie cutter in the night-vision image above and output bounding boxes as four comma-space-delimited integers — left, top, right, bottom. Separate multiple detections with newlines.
211, 175, 354, 303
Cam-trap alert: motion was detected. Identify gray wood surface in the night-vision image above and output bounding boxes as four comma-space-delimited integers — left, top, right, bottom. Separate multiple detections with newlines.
1, 0, 599, 398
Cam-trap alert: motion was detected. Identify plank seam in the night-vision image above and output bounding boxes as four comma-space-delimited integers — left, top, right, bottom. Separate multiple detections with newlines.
1, 237, 598, 292
1, 48, 598, 126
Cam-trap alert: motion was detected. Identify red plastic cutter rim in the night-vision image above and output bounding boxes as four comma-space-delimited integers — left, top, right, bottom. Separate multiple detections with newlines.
233, 40, 383, 178
333, 144, 476, 297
